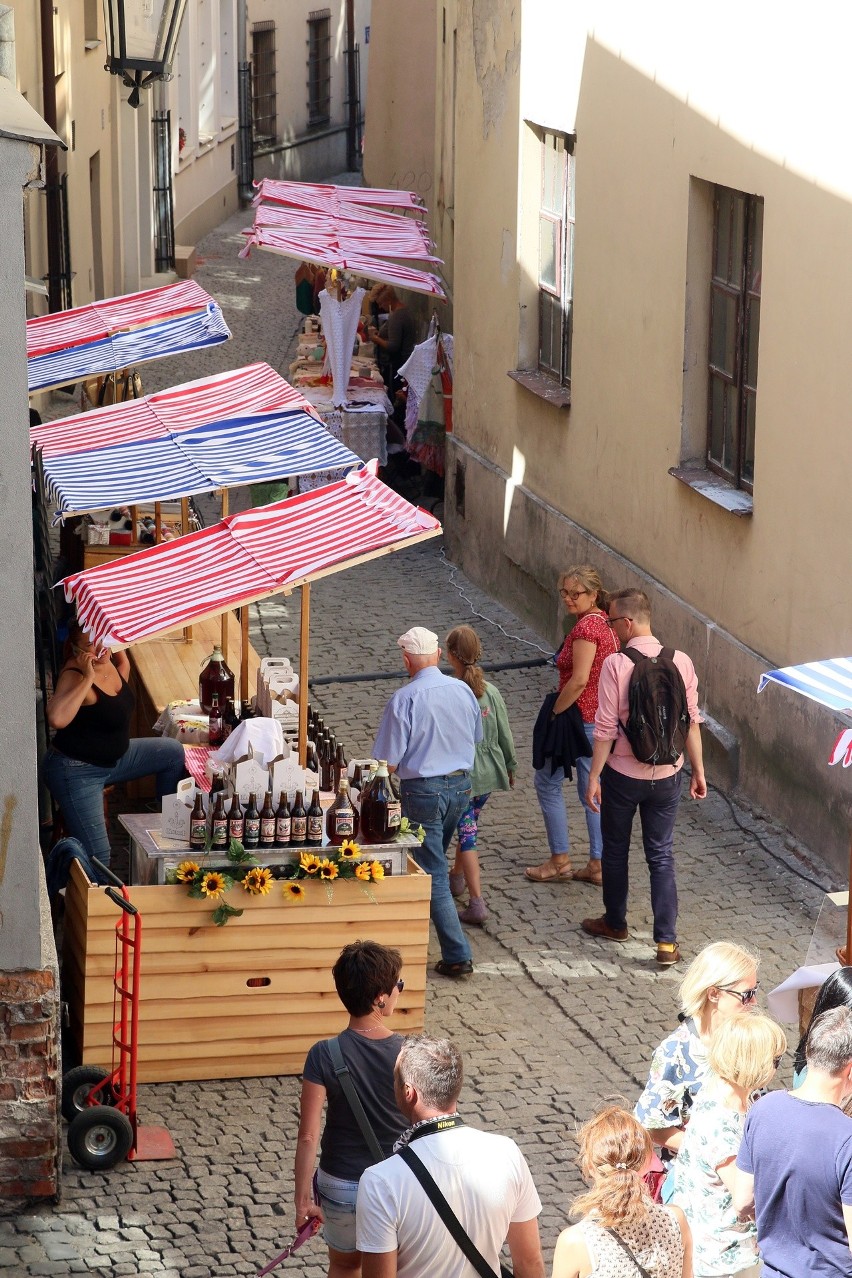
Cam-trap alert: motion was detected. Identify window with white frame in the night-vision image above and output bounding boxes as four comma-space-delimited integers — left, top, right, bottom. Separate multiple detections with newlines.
537, 130, 574, 387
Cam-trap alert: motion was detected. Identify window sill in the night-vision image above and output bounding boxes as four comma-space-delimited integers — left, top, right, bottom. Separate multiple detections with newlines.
84, 38, 102, 51
668, 466, 753, 516
507, 368, 571, 408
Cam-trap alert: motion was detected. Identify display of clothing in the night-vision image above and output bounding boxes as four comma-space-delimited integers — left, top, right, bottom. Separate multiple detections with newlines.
318, 286, 365, 407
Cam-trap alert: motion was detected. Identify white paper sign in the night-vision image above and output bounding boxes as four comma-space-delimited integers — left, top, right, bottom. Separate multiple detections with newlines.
160, 777, 196, 842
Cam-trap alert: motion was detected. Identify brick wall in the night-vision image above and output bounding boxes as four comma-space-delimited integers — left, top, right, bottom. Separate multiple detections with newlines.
0, 969, 61, 1200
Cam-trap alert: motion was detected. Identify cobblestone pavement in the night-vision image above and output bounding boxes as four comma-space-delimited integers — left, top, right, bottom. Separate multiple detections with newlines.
9, 192, 844, 1275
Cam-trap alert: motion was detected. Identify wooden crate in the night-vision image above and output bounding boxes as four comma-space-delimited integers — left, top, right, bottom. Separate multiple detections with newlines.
63, 858, 430, 1083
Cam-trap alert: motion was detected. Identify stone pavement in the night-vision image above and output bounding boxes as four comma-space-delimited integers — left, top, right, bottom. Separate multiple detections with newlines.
8, 195, 845, 1276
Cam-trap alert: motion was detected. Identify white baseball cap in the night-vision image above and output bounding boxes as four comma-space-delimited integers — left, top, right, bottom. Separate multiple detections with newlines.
397, 626, 439, 656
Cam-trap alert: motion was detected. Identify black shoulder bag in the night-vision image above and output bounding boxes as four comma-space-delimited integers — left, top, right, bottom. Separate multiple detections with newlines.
605, 1227, 653, 1278
327, 1036, 385, 1164
398, 1145, 513, 1278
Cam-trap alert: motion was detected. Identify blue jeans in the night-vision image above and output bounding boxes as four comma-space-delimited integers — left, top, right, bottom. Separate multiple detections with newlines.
600, 765, 682, 943
42, 739, 187, 868
315, 1168, 359, 1253
533, 722, 601, 860
401, 773, 472, 965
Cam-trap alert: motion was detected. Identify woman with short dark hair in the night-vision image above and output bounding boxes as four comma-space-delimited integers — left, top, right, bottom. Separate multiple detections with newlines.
294, 941, 407, 1278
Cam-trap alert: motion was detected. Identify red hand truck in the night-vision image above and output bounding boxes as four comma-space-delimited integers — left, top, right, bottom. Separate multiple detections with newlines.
62, 858, 176, 1170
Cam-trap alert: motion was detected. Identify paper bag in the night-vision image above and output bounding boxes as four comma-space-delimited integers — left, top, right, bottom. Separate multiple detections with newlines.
161, 777, 196, 842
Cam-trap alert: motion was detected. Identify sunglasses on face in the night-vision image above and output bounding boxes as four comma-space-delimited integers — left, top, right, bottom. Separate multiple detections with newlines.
396, 979, 405, 993
719, 985, 759, 1005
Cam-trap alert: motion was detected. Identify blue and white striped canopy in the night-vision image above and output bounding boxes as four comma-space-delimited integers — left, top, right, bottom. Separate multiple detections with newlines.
757, 659, 852, 715
41, 409, 362, 517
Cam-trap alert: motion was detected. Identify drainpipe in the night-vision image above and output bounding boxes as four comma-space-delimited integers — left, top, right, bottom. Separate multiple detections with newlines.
236, 0, 253, 201
345, 0, 357, 170
38, 0, 62, 311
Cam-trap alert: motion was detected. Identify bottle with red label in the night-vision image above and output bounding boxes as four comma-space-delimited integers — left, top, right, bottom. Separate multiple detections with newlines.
244, 792, 260, 849
228, 792, 244, 844
360, 761, 401, 844
290, 791, 308, 845
207, 693, 223, 748
259, 791, 276, 848
189, 792, 207, 851
306, 789, 324, 846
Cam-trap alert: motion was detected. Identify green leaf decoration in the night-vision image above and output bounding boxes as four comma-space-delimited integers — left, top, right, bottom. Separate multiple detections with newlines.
227, 837, 256, 864
212, 902, 244, 926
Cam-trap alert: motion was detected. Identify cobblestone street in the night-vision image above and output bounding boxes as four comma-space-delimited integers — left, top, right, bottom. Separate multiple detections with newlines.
6, 200, 844, 1276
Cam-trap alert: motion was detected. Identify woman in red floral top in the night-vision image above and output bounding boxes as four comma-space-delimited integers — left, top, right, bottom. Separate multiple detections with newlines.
525, 565, 618, 885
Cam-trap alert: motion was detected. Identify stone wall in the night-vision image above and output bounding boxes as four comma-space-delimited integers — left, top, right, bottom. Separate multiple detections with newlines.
0, 968, 60, 1200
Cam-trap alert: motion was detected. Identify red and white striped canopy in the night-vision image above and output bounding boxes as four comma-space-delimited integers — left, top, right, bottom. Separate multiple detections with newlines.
26, 281, 231, 394
62, 464, 442, 650
241, 180, 446, 299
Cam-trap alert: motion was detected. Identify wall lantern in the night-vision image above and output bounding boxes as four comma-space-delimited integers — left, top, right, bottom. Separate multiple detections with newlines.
102, 0, 189, 107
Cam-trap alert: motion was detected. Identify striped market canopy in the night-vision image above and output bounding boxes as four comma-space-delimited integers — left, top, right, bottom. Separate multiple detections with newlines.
30, 364, 355, 517
241, 180, 446, 299
62, 464, 442, 650
757, 659, 852, 715
26, 281, 231, 395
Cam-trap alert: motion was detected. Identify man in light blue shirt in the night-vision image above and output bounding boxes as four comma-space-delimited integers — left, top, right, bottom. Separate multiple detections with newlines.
374, 626, 482, 978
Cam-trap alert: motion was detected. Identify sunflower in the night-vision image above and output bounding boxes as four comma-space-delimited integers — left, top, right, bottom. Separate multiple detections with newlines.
355, 862, 372, 881
175, 860, 200, 884
242, 867, 273, 896
300, 852, 321, 875
200, 871, 227, 898
369, 861, 385, 882
284, 881, 306, 903
319, 859, 339, 881
338, 840, 361, 860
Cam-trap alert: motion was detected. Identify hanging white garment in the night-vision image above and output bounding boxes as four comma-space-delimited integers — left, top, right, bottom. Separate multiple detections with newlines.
319, 286, 365, 407
399, 333, 454, 439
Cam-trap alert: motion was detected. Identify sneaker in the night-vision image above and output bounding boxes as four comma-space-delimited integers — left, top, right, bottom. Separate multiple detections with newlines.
656, 942, 681, 967
434, 959, 474, 979
459, 897, 487, 925
449, 871, 466, 898
581, 914, 629, 942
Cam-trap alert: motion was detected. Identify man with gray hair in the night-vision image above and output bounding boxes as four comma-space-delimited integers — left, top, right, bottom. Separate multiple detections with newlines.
356, 1034, 544, 1278
734, 1005, 852, 1276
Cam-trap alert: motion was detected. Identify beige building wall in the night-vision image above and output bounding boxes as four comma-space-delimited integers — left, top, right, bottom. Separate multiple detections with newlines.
444, 2, 852, 868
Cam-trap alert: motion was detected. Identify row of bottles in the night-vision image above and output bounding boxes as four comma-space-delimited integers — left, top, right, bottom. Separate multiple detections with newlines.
206, 692, 255, 748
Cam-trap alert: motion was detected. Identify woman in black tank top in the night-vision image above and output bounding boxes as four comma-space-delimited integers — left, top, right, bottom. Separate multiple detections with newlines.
43, 622, 187, 871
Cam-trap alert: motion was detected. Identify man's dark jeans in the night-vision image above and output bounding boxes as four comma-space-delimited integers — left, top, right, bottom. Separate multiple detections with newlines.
600, 766, 683, 943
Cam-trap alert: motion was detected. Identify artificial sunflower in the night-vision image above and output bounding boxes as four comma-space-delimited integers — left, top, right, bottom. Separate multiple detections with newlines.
369, 861, 385, 882
284, 881, 306, 903
242, 867, 273, 896
355, 861, 372, 881
300, 852, 322, 875
338, 840, 361, 860
175, 860, 200, 884
319, 859, 339, 881
200, 871, 227, 898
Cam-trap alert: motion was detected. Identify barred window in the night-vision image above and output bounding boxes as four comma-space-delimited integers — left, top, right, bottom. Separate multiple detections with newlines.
307, 9, 331, 126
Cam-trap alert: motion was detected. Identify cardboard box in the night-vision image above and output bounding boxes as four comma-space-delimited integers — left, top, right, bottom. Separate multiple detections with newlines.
160, 777, 197, 841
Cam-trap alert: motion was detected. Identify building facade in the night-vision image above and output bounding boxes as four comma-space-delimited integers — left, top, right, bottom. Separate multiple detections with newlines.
430, 2, 852, 867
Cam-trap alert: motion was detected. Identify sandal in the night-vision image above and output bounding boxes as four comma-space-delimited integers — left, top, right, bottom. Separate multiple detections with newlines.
573, 864, 603, 886
524, 860, 574, 883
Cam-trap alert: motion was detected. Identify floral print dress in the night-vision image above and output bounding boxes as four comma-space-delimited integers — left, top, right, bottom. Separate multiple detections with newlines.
635, 1019, 708, 1197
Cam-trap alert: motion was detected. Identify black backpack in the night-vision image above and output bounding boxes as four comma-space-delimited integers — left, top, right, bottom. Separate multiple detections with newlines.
618, 647, 690, 765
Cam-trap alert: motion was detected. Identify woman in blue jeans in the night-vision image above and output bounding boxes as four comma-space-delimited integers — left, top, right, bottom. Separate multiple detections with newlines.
43, 623, 186, 869
525, 565, 618, 886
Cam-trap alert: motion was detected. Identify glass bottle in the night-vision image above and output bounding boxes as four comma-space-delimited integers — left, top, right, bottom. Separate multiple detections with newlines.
320, 735, 334, 792
333, 742, 347, 791
306, 789, 324, 846
222, 698, 239, 741
259, 790, 276, 847
360, 760, 400, 844
243, 792, 260, 849
207, 692, 223, 748
199, 644, 235, 714
290, 790, 308, 845
189, 792, 207, 851
274, 791, 291, 847
227, 792, 244, 844
326, 778, 358, 845
211, 791, 228, 849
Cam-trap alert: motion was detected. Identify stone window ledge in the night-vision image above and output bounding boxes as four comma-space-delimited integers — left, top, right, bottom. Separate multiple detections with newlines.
508, 368, 571, 408
669, 466, 753, 516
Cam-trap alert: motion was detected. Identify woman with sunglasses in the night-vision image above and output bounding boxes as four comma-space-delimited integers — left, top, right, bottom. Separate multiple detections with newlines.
635, 942, 760, 1198
295, 941, 408, 1278
526, 565, 618, 885
670, 1014, 786, 1278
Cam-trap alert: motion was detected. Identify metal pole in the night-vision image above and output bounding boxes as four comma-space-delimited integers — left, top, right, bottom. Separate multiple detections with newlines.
345, 0, 357, 170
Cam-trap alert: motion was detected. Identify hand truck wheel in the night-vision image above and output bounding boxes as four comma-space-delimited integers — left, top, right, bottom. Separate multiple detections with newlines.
67, 1106, 134, 1170
61, 1064, 115, 1122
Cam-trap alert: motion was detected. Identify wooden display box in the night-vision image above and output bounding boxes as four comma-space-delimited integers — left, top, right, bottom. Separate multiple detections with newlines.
63, 857, 430, 1083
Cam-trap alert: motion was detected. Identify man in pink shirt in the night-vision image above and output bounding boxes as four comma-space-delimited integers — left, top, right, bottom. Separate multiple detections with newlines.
581, 588, 707, 966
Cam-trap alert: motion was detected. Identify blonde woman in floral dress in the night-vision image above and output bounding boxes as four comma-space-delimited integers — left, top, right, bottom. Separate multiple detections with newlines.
552, 1106, 692, 1278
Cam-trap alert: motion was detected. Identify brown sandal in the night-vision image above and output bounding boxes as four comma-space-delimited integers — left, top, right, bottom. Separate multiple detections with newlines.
524, 860, 574, 883
573, 864, 603, 886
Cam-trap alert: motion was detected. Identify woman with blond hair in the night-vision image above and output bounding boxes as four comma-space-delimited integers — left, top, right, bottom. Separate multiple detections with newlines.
526, 565, 618, 886
671, 1014, 785, 1277
635, 943, 759, 1196
445, 625, 517, 923
552, 1106, 692, 1278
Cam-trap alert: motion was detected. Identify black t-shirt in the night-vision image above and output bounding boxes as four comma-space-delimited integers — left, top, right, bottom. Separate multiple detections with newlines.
53, 675, 135, 767
303, 1030, 406, 1180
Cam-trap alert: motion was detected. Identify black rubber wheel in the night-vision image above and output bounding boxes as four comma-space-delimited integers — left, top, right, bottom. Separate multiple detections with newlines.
67, 1106, 133, 1170
61, 1065, 114, 1123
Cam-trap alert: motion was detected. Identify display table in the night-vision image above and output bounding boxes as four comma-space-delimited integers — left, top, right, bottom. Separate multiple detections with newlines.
63, 852, 430, 1083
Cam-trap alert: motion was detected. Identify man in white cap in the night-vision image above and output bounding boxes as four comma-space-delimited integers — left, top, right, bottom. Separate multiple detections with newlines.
373, 627, 482, 978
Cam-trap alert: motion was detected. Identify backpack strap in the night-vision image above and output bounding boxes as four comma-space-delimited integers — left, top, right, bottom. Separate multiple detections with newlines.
326, 1036, 385, 1164
398, 1146, 512, 1278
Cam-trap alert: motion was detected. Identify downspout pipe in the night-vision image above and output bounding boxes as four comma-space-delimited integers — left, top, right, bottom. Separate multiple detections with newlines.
236, 0, 253, 202
38, 0, 62, 311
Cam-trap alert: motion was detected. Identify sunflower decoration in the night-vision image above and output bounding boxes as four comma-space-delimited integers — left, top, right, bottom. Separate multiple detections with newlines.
338, 840, 361, 861
242, 866, 273, 896
200, 870, 228, 899
299, 852, 322, 875
355, 861, 372, 882
175, 860, 200, 884
284, 881, 307, 904
369, 861, 385, 882
318, 858, 339, 881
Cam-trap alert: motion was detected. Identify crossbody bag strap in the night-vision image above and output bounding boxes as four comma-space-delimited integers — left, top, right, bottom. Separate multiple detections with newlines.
605, 1227, 654, 1278
398, 1147, 512, 1278
326, 1036, 385, 1164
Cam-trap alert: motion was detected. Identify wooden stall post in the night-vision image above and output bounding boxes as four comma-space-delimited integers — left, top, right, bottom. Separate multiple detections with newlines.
298, 583, 310, 766
220, 489, 229, 661
241, 606, 250, 712
180, 498, 193, 642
